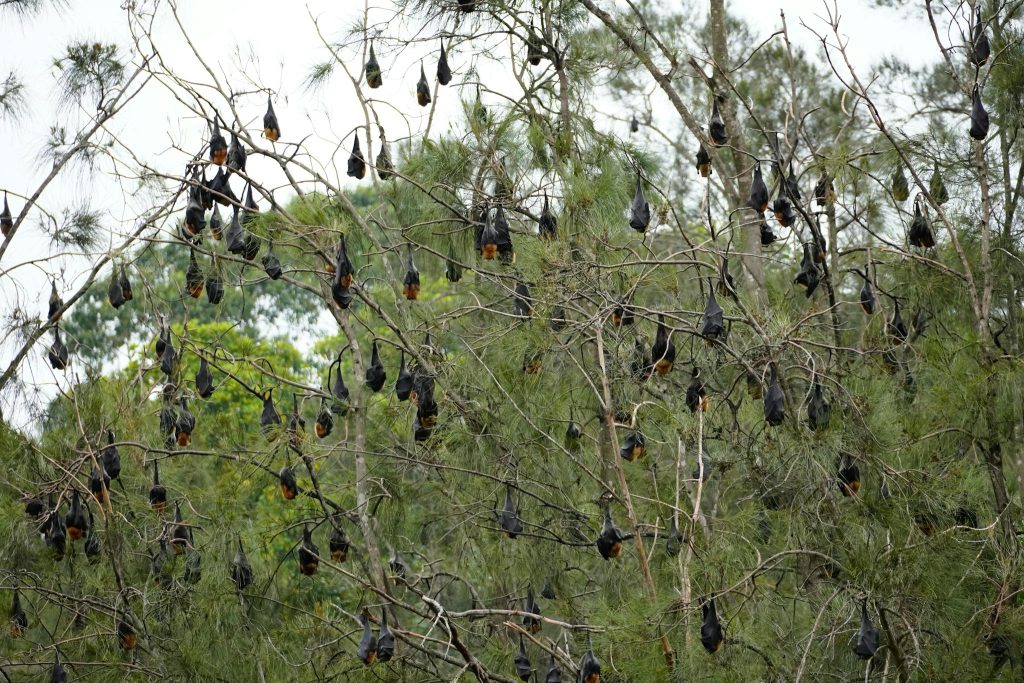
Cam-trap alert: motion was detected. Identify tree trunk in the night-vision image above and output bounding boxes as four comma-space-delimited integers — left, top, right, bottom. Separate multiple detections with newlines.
709, 0, 764, 289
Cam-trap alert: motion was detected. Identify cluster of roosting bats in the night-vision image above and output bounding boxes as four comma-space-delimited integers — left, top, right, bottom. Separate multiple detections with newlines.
7, 0, 1003, 679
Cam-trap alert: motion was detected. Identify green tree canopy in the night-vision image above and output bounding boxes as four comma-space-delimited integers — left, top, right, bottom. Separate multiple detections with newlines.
2, 1, 1023, 681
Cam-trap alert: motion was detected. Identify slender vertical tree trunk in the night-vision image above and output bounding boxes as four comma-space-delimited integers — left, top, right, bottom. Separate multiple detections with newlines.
335, 309, 390, 595
594, 326, 676, 669
709, 0, 764, 289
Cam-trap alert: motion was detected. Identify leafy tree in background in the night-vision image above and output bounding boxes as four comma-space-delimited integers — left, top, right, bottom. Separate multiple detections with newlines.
64, 237, 324, 366
1, 0, 1023, 681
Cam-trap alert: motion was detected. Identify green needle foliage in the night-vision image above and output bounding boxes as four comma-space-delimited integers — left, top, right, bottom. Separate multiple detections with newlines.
53, 41, 124, 110
1, 1, 1024, 681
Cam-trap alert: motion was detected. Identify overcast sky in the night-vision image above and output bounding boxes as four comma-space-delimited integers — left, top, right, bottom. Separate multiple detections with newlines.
0, 0, 936, 245
0, 0, 938, 427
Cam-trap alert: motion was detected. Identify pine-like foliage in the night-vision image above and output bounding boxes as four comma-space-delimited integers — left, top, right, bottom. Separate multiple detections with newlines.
1, 1, 1023, 681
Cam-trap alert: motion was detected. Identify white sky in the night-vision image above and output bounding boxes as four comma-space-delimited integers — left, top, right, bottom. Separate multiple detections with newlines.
0, 0, 937, 427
